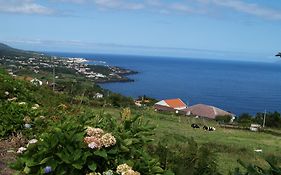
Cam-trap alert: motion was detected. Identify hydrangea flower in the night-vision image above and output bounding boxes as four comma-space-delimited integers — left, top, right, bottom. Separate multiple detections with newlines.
44, 166, 52, 174
23, 116, 31, 123
116, 164, 140, 175
84, 128, 116, 149
116, 164, 132, 174
17, 147, 27, 154
8, 97, 17, 101
24, 124, 31, 129
28, 139, 38, 144
100, 133, 116, 148
87, 172, 101, 175
39, 116, 46, 119
33, 104, 40, 108
86, 127, 104, 137
18, 102, 27, 105
103, 170, 114, 175
88, 142, 100, 149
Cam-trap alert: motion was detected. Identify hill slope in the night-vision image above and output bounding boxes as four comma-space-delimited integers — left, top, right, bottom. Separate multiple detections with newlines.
0, 43, 38, 57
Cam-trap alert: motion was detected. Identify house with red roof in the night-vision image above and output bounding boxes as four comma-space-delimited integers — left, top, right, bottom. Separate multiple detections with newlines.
154, 98, 188, 112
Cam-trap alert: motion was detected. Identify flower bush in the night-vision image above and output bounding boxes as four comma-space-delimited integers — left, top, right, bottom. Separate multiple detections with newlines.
11, 109, 164, 175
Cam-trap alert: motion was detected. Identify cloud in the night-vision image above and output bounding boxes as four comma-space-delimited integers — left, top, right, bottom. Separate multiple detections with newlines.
0, 0, 54, 15
50, 0, 281, 20
4, 38, 265, 56
93, 0, 144, 10
197, 0, 281, 20
3, 0, 281, 21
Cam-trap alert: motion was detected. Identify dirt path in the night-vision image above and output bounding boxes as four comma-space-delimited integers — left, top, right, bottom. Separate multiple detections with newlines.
0, 134, 26, 175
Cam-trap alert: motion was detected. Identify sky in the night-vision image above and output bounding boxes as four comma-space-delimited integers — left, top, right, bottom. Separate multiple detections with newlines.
0, 0, 281, 62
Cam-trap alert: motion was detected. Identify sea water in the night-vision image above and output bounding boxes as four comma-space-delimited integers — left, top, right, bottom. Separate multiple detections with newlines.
49, 52, 281, 115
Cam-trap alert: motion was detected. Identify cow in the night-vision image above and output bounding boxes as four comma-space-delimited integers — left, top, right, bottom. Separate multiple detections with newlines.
191, 123, 200, 129
203, 126, 216, 131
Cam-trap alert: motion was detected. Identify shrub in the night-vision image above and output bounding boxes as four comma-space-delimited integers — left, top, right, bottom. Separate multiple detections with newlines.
230, 157, 281, 175
11, 109, 164, 175
215, 115, 232, 123
151, 137, 221, 175
0, 101, 46, 138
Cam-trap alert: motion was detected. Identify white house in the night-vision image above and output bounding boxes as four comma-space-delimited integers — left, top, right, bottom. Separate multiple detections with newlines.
94, 93, 104, 99
30, 78, 43, 86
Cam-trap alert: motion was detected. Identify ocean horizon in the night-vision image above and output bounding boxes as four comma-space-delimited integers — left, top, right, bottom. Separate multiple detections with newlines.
48, 52, 281, 115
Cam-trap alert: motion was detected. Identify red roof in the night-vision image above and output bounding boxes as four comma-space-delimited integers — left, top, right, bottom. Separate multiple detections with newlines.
164, 98, 187, 108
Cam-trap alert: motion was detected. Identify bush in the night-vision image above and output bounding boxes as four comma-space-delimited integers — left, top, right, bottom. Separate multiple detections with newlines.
0, 101, 46, 138
237, 113, 253, 126
230, 157, 281, 175
150, 136, 221, 175
215, 115, 232, 123
11, 109, 164, 175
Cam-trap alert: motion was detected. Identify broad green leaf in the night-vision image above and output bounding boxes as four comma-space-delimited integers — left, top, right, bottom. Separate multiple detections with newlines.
94, 150, 107, 159
88, 162, 97, 171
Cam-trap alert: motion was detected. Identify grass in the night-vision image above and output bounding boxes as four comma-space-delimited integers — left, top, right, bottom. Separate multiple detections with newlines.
88, 107, 281, 174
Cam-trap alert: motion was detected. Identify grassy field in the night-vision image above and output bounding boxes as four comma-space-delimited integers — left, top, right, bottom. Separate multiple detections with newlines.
89, 107, 281, 174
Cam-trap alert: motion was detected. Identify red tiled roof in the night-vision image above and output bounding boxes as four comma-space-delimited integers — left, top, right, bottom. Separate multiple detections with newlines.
164, 98, 187, 108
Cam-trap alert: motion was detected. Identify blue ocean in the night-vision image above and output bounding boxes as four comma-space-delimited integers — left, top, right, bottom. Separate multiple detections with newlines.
50, 52, 281, 115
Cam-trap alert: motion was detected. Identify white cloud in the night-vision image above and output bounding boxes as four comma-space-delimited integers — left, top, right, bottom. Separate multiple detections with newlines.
93, 0, 144, 10
0, 0, 54, 15
197, 0, 281, 20
13, 0, 280, 21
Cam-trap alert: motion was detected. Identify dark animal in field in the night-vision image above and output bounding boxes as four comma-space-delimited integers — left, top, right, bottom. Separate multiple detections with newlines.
203, 125, 209, 130
191, 123, 200, 128
203, 125, 216, 131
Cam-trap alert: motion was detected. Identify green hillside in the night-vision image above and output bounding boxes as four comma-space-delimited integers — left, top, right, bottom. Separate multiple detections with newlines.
0, 43, 38, 57
0, 69, 280, 175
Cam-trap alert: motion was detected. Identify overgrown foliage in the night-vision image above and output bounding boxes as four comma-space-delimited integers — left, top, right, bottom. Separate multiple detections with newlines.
231, 157, 281, 175
11, 109, 164, 175
150, 136, 221, 175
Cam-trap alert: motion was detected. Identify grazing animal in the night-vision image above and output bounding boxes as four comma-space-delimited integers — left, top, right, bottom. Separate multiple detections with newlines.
203, 126, 216, 131
203, 125, 209, 131
191, 123, 200, 129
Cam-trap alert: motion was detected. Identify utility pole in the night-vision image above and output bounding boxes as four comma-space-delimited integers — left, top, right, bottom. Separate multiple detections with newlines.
263, 109, 266, 128
52, 56, 56, 91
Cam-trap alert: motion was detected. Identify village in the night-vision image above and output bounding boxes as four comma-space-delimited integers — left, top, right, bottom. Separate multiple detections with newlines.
0, 53, 136, 84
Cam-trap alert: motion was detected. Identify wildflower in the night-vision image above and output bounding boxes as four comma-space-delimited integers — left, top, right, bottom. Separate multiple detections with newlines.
28, 139, 38, 144
116, 164, 132, 174
103, 170, 114, 175
17, 147, 27, 154
31, 106, 38, 110
8, 97, 17, 101
87, 173, 101, 175
33, 104, 40, 108
4, 91, 9, 96
86, 127, 104, 137
24, 124, 31, 129
39, 116, 46, 119
100, 133, 116, 148
58, 104, 67, 110
121, 108, 131, 121
23, 116, 31, 123
44, 166, 52, 174
18, 102, 27, 105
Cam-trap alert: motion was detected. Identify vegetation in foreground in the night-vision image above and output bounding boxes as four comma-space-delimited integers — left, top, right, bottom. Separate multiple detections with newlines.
0, 69, 281, 175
